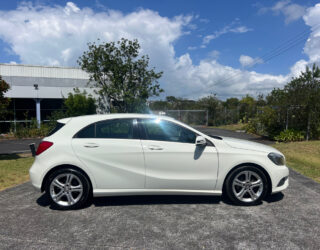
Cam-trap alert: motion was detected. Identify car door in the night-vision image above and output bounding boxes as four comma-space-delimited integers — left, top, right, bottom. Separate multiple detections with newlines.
139, 118, 219, 190
72, 118, 145, 189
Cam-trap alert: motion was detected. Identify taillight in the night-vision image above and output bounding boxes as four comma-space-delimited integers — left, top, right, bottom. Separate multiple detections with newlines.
36, 141, 53, 155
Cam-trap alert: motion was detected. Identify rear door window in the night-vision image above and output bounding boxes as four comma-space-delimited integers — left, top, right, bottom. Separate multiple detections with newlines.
74, 119, 138, 139
96, 119, 134, 139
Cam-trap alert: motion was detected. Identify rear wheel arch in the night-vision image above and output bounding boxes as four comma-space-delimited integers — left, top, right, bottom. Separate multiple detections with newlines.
222, 163, 272, 195
41, 164, 93, 193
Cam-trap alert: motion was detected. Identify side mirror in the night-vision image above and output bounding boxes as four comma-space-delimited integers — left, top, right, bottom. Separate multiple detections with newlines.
195, 136, 206, 146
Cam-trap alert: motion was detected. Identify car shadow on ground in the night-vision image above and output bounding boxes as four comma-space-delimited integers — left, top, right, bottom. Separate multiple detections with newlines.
36, 192, 284, 210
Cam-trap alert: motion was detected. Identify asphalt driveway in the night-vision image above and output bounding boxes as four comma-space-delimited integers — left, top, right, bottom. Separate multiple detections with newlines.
0, 138, 41, 154
0, 128, 319, 249
0, 170, 319, 249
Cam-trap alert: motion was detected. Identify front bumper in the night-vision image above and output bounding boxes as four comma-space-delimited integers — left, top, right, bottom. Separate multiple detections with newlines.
271, 165, 289, 193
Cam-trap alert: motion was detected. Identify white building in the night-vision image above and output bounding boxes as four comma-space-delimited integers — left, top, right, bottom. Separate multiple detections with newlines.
0, 63, 93, 130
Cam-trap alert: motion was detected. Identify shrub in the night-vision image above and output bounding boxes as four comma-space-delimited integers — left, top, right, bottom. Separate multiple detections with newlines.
243, 117, 260, 134
14, 118, 51, 139
274, 129, 304, 142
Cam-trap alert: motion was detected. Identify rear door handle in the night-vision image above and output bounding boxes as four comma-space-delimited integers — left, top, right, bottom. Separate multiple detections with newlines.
148, 145, 163, 150
84, 143, 99, 148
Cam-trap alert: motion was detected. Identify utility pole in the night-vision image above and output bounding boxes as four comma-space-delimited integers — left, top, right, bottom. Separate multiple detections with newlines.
286, 108, 289, 130
206, 110, 209, 127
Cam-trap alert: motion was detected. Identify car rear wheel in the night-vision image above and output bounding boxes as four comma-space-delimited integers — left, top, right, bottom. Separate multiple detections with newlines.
225, 166, 268, 206
46, 168, 90, 210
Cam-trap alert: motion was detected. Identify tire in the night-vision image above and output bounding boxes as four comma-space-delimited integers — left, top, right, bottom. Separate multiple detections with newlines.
46, 168, 91, 210
225, 166, 268, 206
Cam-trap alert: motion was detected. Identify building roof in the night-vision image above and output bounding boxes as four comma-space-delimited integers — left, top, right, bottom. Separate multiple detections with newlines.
0, 63, 89, 79
0, 63, 93, 99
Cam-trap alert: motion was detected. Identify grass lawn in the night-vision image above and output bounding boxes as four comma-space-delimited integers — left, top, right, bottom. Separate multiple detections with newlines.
0, 154, 34, 191
213, 123, 246, 131
274, 141, 320, 183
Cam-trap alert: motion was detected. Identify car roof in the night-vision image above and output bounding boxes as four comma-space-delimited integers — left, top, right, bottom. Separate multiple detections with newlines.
58, 113, 176, 124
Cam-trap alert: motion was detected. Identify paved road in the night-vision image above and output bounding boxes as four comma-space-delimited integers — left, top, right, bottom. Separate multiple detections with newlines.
195, 126, 274, 145
0, 128, 319, 249
0, 170, 319, 249
0, 138, 41, 154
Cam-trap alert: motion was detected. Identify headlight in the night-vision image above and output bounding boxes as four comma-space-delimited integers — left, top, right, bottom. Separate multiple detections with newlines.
268, 152, 285, 166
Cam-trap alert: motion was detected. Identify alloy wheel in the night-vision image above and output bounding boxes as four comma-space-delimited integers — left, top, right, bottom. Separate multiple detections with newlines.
49, 173, 83, 207
232, 170, 264, 203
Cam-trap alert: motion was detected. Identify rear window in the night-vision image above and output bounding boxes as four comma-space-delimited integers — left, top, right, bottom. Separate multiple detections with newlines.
47, 122, 65, 136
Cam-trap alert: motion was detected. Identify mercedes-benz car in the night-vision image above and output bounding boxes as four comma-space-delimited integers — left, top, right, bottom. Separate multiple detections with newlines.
29, 114, 289, 209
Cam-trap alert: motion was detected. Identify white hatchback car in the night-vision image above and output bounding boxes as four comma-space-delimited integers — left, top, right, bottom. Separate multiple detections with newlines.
29, 114, 289, 209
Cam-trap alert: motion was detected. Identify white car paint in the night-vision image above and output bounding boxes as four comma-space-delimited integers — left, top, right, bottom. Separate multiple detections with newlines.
29, 114, 289, 198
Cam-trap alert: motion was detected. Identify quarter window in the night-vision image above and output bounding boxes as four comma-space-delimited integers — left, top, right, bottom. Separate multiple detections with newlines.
75, 123, 95, 138
140, 119, 197, 143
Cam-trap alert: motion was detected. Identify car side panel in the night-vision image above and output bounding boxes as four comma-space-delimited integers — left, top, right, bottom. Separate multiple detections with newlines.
29, 137, 98, 190
141, 140, 219, 190
212, 140, 289, 193
71, 138, 146, 189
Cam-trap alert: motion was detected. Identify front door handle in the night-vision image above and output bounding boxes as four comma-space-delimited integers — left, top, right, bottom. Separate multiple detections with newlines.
84, 143, 99, 148
148, 145, 163, 150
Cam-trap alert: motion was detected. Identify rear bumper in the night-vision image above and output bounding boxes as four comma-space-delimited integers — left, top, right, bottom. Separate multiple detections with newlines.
29, 159, 44, 192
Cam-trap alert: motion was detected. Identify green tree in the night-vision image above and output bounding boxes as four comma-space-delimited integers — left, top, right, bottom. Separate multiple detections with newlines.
64, 88, 97, 117
78, 38, 163, 113
239, 95, 256, 122
0, 76, 10, 119
197, 94, 222, 126
285, 64, 320, 140
224, 97, 239, 109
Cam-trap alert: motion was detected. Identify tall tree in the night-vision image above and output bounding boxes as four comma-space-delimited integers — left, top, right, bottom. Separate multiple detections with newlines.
285, 64, 320, 140
78, 38, 163, 113
0, 76, 10, 119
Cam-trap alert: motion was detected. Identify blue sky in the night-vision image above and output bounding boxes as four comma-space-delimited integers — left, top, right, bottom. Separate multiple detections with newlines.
0, 0, 319, 99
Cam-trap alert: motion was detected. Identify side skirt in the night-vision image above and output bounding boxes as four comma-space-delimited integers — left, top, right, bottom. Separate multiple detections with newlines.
93, 189, 222, 197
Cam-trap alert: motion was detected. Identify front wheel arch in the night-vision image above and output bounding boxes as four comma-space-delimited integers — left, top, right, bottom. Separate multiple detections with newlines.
41, 164, 93, 194
222, 163, 272, 196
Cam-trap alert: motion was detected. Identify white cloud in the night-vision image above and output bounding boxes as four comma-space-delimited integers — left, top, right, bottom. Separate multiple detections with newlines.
288, 3, 320, 77
0, 2, 319, 100
199, 18, 210, 24
208, 50, 220, 60
166, 56, 287, 99
303, 3, 320, 63
0, 2, 189, 67
290, 59, 308, 77
229, 26, 252, 33
239, 55, 263, 68
64, 2, 80, 15
187, 46, 197, 50
202, 21, 252, 46
264, 0, 306, 24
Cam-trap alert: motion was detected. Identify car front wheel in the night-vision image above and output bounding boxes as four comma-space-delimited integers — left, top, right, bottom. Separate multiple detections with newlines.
46, 168, 90, 210
225, 166, 268, 206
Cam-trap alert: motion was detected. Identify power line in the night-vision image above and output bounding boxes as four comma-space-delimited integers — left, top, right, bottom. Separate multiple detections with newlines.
180, 23, 320, 99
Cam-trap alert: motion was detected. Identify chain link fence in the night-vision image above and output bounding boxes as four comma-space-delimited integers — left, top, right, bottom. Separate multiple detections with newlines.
151, 110, 208, 126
